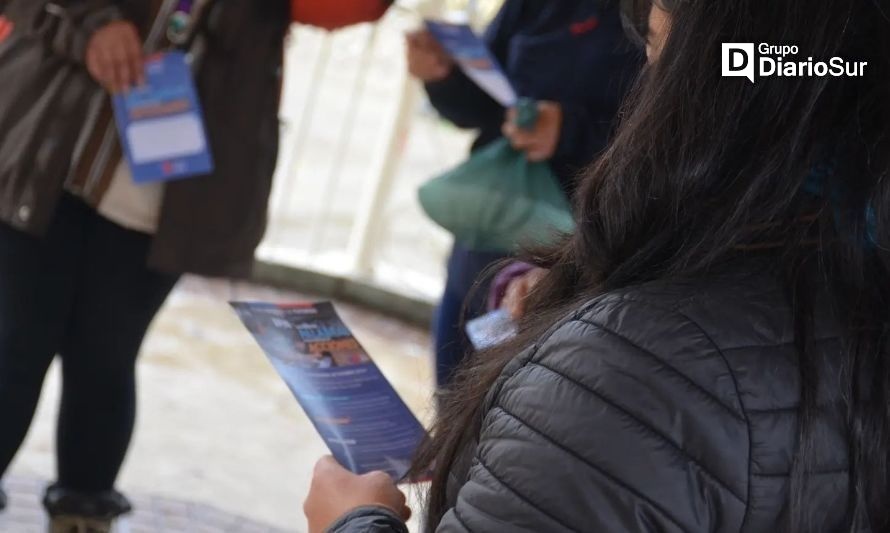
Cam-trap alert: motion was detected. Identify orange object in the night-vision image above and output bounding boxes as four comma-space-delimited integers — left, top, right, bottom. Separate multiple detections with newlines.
0, 16, 13, 44
291, 0, 391, 31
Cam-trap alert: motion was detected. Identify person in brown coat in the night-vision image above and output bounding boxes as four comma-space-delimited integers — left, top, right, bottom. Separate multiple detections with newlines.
0, 0, 389, 530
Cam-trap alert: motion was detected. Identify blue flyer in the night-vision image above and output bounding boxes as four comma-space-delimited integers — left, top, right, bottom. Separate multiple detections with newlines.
112, 51, 213, 183
230, 301, 427, 481
425, 19, 517, 107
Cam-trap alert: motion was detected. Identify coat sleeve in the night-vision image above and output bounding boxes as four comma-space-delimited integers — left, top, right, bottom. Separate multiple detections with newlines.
327, 506, 408, 533
435, 314, 749, 532
1, 0, 124, 63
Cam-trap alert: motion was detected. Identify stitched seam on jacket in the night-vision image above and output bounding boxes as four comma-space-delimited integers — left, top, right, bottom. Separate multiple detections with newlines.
492, 405, 691, 532
718, 338, 840, 352
753, 468, 847, 478
471, 456, 579, 532
745, 399, 844, 415
450, 503, 473, 532
526, 361, 747, 503
576, 317, 746, 422
665, 307, 754, 532
580, 294, 754, 529
489, 313, 603, 416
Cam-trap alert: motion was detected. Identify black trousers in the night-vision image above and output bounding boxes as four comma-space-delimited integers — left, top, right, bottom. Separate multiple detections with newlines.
0, 194, 179, 492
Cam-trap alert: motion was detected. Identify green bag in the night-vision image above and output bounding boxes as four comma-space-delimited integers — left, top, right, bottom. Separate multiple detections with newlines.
418, 99, 574, 252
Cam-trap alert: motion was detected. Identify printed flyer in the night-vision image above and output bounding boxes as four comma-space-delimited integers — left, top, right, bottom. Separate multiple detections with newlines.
230, 301, 427, 480
425, 19, 517, 107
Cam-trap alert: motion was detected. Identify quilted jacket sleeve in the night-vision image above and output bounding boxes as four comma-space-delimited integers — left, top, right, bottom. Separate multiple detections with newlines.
1, 0, 124, 63
436, 299, 751, 532
328, 506, 408, 533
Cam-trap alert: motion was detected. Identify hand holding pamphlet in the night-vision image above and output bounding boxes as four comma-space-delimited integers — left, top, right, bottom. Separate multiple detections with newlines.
424, 19, 517, 107
112, 51, 214, 183
231, 301, 427, 481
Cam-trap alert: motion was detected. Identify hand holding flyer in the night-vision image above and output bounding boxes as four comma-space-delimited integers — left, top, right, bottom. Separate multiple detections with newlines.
231, 301, 427, 481
424, 20, 517, 107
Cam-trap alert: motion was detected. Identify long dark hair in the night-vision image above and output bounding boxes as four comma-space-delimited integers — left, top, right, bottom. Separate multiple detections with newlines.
412, 0, 890, 530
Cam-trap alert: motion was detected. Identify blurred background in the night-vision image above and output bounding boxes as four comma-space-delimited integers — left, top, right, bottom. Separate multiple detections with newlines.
259, 0, 504, 309
2, 1, 509, 532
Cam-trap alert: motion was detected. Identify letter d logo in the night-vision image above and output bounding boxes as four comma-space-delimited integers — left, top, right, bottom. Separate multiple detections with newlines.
722, 43, 755, 83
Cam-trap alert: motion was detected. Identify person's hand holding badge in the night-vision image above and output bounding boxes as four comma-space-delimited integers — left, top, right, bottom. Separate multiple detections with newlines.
304, 456, 411, 533
86, 20, 145, 94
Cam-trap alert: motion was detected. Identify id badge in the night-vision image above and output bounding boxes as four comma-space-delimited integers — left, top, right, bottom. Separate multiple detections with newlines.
112, 51, 214, 184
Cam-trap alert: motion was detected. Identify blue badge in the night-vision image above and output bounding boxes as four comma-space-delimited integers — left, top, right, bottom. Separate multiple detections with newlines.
112, 51, 214, 184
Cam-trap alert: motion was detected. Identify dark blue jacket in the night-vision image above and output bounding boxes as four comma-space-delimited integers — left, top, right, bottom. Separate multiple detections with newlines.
425, 0, 642, 194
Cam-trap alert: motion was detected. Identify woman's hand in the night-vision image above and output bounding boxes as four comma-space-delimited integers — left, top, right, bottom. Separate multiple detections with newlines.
502, 102, 563, 162
406, 29, 453, 82
85, 20, 144, 94
501, 267, 547, 321
304, 456, 411, 533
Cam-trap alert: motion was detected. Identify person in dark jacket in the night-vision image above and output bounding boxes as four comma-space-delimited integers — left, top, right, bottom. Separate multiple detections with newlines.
407, 0, 642, 387
0, 0, 388, 530
303, 0, 890, 531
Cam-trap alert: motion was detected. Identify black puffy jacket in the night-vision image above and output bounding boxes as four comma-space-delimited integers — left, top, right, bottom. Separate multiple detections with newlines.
330, 261, 852, 532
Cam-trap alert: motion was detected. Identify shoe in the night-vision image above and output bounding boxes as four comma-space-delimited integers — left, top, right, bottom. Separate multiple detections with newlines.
43, 484, 131, 533
0, 486, 6, 512
48, 515, 114, 533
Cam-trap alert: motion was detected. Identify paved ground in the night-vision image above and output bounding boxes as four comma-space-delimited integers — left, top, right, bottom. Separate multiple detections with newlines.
0, 475, 290, 533
4, 277, 434, 532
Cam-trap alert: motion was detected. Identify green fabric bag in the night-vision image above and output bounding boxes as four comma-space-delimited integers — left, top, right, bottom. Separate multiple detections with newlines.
418, 100, 574, 252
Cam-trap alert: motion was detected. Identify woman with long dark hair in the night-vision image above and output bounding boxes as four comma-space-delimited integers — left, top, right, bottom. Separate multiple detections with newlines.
304, 0, 890, 531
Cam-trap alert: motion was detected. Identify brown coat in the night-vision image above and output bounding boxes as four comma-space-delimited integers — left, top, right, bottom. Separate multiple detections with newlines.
0, 0, 290, 277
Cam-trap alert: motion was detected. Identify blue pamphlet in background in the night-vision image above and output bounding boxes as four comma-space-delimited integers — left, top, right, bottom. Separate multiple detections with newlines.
112, 51, 213, 183
230, 301, 427, 481
425, 19, 517, 107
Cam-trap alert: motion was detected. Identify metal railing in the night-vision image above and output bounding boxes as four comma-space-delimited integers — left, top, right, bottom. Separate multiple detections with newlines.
258, 2, 503, 305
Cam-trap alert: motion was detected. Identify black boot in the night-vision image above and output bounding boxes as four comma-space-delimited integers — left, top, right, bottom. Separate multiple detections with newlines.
43, 484, 131, 533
